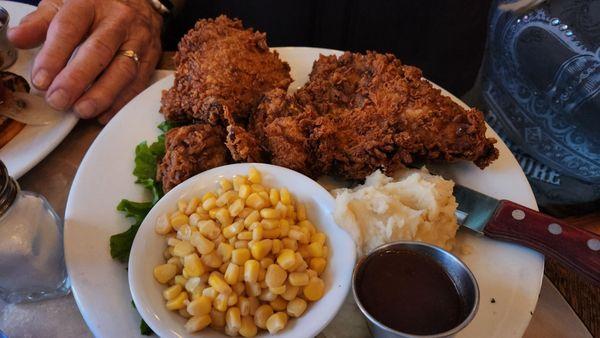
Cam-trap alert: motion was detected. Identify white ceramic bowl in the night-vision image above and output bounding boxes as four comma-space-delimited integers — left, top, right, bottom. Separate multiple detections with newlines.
129, 163, 356, 338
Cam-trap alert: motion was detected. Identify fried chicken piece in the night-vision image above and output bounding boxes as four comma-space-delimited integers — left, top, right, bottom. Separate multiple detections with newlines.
249, 52, 498, 179
157, 124, 230, 192
160, 15, 292, 125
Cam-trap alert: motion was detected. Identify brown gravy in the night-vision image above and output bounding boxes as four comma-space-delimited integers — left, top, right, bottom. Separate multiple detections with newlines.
356, 249, 468, 335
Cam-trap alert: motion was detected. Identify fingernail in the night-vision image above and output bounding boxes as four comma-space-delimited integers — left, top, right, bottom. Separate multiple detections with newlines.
47, 89, 70, 110
33, 69, 51, 89
74, 100, 96, 119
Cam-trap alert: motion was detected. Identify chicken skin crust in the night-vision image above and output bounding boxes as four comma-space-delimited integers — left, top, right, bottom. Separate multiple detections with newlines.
160, 15, 292, 125
157, 124, 231, 192
243, 51, 498, 179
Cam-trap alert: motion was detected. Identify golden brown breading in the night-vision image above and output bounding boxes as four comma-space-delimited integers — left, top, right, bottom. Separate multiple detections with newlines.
160, 15, 292, 125
248, 52, 498, 179
157, 124, 230, 192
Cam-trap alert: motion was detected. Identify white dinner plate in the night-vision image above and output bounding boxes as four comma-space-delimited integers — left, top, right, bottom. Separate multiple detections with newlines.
0, 1, 78, 179
65, 47, 543, 338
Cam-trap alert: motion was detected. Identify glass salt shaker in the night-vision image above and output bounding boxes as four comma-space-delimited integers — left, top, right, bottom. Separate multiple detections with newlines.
0, 6, 17, 70
0, 160, 70, 303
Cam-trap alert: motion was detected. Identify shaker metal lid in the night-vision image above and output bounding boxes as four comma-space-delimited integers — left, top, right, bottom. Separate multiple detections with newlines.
0, 160, 17, 217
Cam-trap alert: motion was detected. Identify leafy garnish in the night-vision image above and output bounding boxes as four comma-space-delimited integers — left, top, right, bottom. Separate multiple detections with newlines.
110, 121, 180, 335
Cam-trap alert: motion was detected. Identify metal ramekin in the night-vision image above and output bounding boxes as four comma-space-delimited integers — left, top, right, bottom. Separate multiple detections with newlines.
352, 241, 479, 338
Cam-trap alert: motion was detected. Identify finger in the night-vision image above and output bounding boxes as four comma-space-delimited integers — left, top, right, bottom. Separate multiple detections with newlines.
30, 0, 94, 91
72, 38, 144, 119
45, 21, 128, 112
7, 0, 61, 49
96, 46, 160, 124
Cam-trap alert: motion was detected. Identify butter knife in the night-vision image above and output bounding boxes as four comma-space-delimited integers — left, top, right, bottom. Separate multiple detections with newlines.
454, 184, 600, 285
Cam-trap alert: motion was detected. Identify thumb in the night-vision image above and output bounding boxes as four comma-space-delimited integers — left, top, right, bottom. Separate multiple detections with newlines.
7, 1, 61, 49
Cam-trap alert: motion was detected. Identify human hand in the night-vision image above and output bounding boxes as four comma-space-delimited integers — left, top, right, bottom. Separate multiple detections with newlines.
8, 0, 163, 123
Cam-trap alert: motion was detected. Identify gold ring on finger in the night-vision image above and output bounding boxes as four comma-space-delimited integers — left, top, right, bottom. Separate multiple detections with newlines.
118, 49, 140, 66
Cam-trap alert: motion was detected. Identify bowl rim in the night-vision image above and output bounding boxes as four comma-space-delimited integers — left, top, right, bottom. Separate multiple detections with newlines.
351, 240, 480, 338
128, 163, 357, 337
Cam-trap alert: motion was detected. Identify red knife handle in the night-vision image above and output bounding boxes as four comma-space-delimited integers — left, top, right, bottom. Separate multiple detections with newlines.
485, 200, 600, 285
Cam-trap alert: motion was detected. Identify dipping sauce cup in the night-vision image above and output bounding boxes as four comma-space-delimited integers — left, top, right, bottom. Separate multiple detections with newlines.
352, 241, 479, 338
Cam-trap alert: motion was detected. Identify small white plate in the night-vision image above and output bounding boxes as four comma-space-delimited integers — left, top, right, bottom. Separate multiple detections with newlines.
129, 163, 356, 337
65, 47, 543, 338
0, 1, 78, 179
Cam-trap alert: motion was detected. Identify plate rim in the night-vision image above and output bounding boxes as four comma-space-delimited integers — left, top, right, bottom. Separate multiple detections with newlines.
65, 47, 544, 338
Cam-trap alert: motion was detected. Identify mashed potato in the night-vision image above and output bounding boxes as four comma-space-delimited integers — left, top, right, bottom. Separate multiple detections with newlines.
333, 168, 458, 256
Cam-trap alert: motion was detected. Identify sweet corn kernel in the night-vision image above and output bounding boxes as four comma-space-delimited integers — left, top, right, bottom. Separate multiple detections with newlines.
166, 291, 188, 310
201, 251, 223, 269
248, 297, 259, 315
216, 191, 236, 207
178, 199, 188, 213
267, 188, 280, 206
183, 254, 205, 277
239, 207, 253, 218
298, 244, 310, 258
307, 242, 324, 258
224, 263, 240, 285
248, 167, 261, 184
288, 229, 307, 244
282, 238, 298, 251
259, 208, 279, 219
250, 239, 272, 260
202, 197, 217, 211
208, 272, 232, 295
243, 210, 260, 227
233, 175, 248, 191
239, 184, 252, 199
229, 198, 245, 217
202, 287, 218, 299
233, 282, 246, 295
184, 198, 200, 216
272, 239, 282, 255
238, 296, 251, 316
210, 309, 226, 328
223, 221, 244, 239
254, 304, 273, 329
260, 257, 274, 269
154, 263, 177, 284
263, 228, 281, 239
231, 248, 251, 265
260, 219, 279, 230
245, 282, 261, 297
312, 231, 326, 245
269, 284, 286, 295
279, 219, 290, 237
209, 208, 218, 219
258, 191, 270, 205
265, 264, 287, 288
299, 220, 316, 235
244, 260, 260, 283
266, 312, 288, 334
188, 213, 201, 227
251, 184, 266, 193
226, 307, 242, 331
307, 269, 318, 279
281, 284, 299, 301
303, 277, 325, 301
198, 220, 220, 240
187, 296, 212, 316
296, 203, 307, 221
228, 292, 239, 306
217, 243, 234, 262
299, 227, 311, 244
167, 256, 183, 270
245, 193, 267, 209
277, 249, 297, 271
170, 213, 189, 230
280, 188, 292, 205
173, 240, 194, 257
220, 179, 233, 192
258, 268, 266, 282
163, 284, 183, 300
293, 254, 308, 272
310, 257, 327, 275
155, 214, 172, 235
287, 298, 307, 318
288, 272, 309, 286
174, 275, 188, 287
179, 308, 192, 318
190, 232, 215, 255
213, 293, 229, 312
215, 208, 232, 226
235, 240, 249, 249
184, 314, 212, 333
270, 297, 288, 311
275, 202, 288, 219
252, 226, 263, 241
185, 276, 202, 293
239, 315, 258, 337
202, 192, 217, 202
177, 224, 193, 241
237, 231, 252, 241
